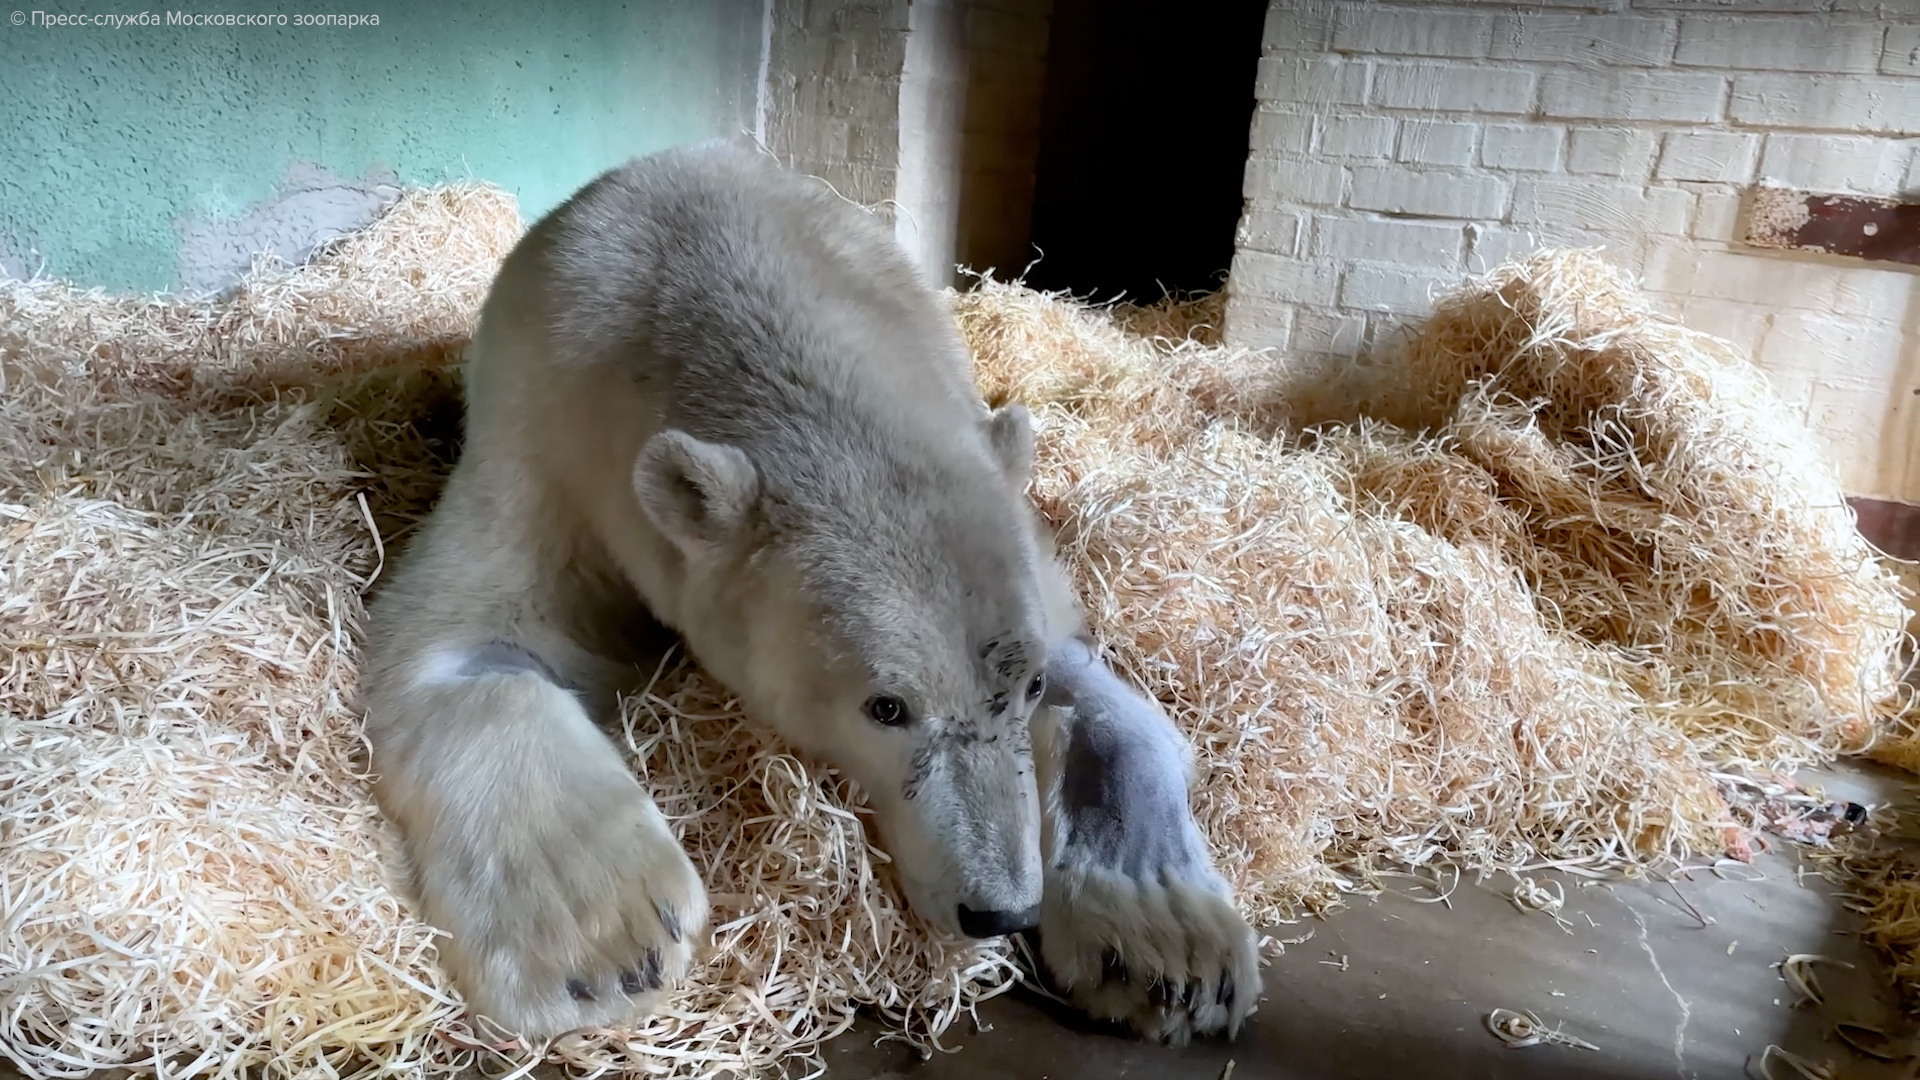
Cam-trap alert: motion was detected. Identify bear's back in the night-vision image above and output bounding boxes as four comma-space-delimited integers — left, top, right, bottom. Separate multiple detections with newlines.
523, 142, 990, 463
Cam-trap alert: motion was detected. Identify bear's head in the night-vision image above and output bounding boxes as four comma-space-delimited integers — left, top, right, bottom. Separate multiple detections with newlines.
632, 402, 1050, 940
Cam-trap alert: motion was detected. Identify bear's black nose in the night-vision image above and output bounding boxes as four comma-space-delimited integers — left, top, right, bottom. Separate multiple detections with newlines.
957, 903, 1040, 939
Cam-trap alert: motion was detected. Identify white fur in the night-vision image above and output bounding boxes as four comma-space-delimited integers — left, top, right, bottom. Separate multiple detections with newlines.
357, 141, 1260, 1042
1031, 638, 1262, 1042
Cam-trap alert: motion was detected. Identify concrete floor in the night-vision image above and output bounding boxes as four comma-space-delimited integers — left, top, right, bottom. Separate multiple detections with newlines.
822, 764, 1920, 1080
2, 768, 1911, 1080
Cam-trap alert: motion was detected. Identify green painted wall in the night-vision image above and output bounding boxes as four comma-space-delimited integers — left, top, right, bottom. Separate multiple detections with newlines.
0, 0, 765, 292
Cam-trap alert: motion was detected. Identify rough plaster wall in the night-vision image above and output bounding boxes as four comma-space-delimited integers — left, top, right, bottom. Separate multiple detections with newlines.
895, 0, 1053, 286
0, 0, 763, 293
1229, 0, 1920, 503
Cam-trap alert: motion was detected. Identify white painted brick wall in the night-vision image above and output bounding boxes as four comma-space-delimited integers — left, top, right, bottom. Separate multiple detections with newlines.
1236, 208, 1306, 257
1730, 75, 1920, 133
1309, 216, 1464, 265
1887, 25, 1920, 76
1222, 294, 1295, 351
1340, 264, 1456, 314
1690, 186, 1742, 241
1639, 0, 1827, 12
1465, 223, 1539, 271
1398, 121, 1478, 166
1318, 116, 1396, 157
1262, 1, 1338, 54
1332, 8, 1492, 58
1228, 0, 1920, 501
1764, 312, 1908, 386
1371, 62, 1535, 113
1674, 17, 1885, 74
766, 0, 914, 210
1257, 57, 1369, 104
1566, 128, 1658, 178
1350, 167, 1509, 218
1673, 297, 1771, 358
1244, 157, 1348, 206
1250, 108, 1314, 154
1490, 14, 1677, 67
1480, 124, 1561, 171
1511, 178, 1693, 234
1540, 70, 1728, 122
1652, 131, 1758, 182
1757, 134, 1911, 192
1290, 308, 1368, 356
1230, 249, 1341, 307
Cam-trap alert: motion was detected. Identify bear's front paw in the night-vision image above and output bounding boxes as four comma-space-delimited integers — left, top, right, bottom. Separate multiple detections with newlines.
1029, 638, 1262, 1044
1036, 860, 1261, 1044
409, 759, 708, 1039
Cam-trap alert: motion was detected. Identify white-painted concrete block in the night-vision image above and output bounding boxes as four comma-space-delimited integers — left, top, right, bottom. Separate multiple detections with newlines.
1350, 167, 1511, 218
1675, 296, 1772, 356
1635, 0, 1830, 12
1690, 185, 1744, 241
1370, 62, 1536, 114
1645, 246, 1839, 311
1653, 131, 1760, 182
1567, 127, 1659, 177
1481, 124, 1564, 171
1257, 56, 1371, 105
1333, 8, 1493, 58
1884, 24, 1920, 76
1318, 115, 1398, 157
1223, 293, 1296, 351
1263, 1, 1339, 54
1244, 158, 1348, 206
1757, 134, 1909, 193
1398, 121, 1479, 166
1511, 179, 1694, 235
1541, 70, 1728, 122
1731, 75, 1920, 134
1229, 249, 1343, 307
1310, 215, 1465, 265
1491, 15, 1677, 66
1340, 263, 1455, 314
1763, 311, 1908, 387
1250, 109, 1315, 154
1236, 208, 1306, 257
1675, 16, 1885, 73
1466, 223, 1542, 270
1290, 307, 1370, 356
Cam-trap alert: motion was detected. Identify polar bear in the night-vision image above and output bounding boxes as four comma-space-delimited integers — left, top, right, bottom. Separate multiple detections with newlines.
357, 141, 1261, 1046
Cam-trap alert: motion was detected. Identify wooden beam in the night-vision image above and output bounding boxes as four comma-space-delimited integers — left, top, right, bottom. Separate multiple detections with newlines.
1744, 186, 1920, 269
1852, 498, 1920, 561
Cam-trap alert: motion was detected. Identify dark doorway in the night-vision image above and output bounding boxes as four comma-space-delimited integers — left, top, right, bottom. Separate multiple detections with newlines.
1023, 0, 1268, 302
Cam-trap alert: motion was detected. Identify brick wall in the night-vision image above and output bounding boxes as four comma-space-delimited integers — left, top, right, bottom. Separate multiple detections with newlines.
760, 0, 912, 209
761, 0, 1050, 287
1229, 0, 1920, 503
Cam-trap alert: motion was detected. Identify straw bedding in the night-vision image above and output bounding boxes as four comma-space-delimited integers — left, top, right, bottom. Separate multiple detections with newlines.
2, 184, 1913, 1080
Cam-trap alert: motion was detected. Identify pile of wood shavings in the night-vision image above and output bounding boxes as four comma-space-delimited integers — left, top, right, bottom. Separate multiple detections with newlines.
0, 186, 1002, 1080
2, 180, 1912, 1080
954, 248, 1911, 921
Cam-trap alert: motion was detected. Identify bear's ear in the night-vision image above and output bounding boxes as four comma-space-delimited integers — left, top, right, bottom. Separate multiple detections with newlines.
985, 404, 1034, 487
633, 430, 760, 552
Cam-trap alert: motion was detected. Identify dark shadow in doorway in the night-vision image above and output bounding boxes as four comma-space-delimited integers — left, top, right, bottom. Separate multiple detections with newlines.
1024, 0, 1268, 303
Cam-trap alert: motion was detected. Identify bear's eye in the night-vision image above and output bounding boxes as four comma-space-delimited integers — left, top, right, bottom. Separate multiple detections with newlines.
1027, 673, 1046, 700
864, 694, 910, 726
